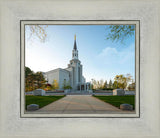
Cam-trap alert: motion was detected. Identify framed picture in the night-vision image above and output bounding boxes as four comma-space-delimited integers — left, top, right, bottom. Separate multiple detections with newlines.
0, 0, 160, 138
21, 20, 140, 118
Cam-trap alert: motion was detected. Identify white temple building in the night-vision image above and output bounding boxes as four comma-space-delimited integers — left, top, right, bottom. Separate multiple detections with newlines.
44, 35, 90, 91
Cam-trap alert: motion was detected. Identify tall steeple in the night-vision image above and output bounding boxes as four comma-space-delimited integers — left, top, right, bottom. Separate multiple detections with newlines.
73, 34, 77, 50
72, 34, 78, 59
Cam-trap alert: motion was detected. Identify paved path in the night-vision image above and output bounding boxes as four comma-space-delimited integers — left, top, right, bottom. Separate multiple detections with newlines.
33, 95, 134, 114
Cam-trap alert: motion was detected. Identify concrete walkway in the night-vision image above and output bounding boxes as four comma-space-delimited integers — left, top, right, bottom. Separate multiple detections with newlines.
33, 95, 134, 114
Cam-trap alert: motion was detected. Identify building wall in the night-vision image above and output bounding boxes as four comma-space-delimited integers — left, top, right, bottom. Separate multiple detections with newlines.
45, 68, 70, 89
80, 65, 82, 83
82, 76, 86, 84
67, 59, 83, 90
72, 62, 79, 90
44, 57, 86, 91
45, 69, 59, 85
59, 69, 70, 89
65, 67, 73, 89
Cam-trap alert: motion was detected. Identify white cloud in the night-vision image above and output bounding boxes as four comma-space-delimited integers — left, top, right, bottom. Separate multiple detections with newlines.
97, 44, 135, 65
99, 47, 118, 57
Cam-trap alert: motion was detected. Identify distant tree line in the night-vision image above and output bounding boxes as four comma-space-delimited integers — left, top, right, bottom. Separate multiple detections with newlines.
91, 79, 113, 90
91, 74, 135, 90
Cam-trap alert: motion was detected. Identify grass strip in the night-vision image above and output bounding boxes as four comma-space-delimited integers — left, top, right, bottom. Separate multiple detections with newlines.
25, 95, 65, 109
93, 95, 135, 109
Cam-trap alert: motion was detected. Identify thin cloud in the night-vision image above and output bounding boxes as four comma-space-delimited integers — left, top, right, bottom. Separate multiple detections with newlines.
97, 44, 135, 66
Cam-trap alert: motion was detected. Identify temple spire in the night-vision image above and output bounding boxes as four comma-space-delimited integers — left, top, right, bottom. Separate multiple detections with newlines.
73, 34, 77, 50
72, 34, 78, 59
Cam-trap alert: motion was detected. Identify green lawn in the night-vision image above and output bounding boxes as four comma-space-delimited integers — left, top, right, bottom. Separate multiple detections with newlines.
93, 95, 135, 109
25, 95, 65, 109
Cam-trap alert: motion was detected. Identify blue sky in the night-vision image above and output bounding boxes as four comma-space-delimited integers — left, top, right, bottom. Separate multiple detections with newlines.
25, 25, 135, 82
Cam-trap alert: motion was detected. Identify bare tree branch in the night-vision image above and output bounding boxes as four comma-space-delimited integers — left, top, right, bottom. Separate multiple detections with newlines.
26, 25, 48, 43
106, 25, 135, 43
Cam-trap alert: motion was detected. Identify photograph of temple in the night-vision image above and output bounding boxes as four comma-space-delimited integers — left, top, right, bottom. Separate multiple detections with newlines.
24, 23, 137, 116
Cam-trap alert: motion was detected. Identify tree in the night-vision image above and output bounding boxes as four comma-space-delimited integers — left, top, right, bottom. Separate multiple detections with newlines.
103, 80, 108, 89
128, 82, 135, 91
26, 25, 48, 43
113, 81, 118, 89
25, 67, 46, 91
63, 80, 72, 89
52, 79, 59, 90
108, 80, 113, 88
106, 25, 135, 43
99, 79, 104, 89
66, 81, 72, 89
90, 84, 94, 90
25, 72, 34, 91
114, 74, 132, 89
126, 73, 132, 84
25, 67, 32, 78
97, 80, 100, 89
25, 67, 36, 91
114, 75, 126, 89
54, 80, 59, 89
65, 85, 72, 89
34, 72, 46, 88
91, 79, 97, 89
62, 79, 67, 89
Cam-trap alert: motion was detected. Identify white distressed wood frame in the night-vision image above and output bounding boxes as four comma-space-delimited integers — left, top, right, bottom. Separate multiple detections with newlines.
0, 0, 160, 138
